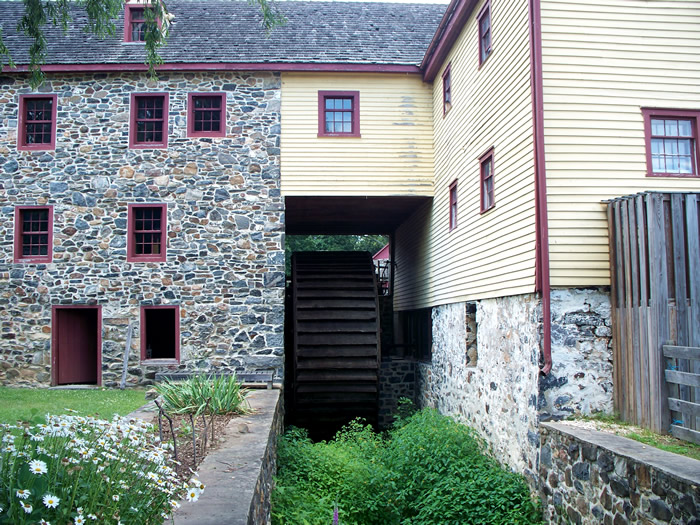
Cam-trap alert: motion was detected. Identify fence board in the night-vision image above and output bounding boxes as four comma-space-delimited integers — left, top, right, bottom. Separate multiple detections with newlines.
665, 370, 700, 389
686, 194, 700, 430
635, 195, 651, 428
668, 398, 700, 418
670, 425, 700, 445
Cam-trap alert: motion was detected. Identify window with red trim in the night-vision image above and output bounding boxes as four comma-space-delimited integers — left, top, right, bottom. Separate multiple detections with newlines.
449, 180, 458, 231
141, 305, 179, 361
130, 93, 168, 148
480, 149, 495, 213
18, 95, 57, 151
128, 204, 166, 262
642, 108, 700, 177
188, 93, 226, 137
14, 206, 53, 263
318, 91, 360, 137
124, 5, 160, 42
442, 64, 452, 116
477, 1, 492, 65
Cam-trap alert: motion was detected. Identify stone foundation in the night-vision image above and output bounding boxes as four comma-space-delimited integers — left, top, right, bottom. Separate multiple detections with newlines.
0, 71, 284, 386
378, 357, 416, 429
417, 297, 542, 484
541, 288, 614, 420
540, 422, 700, 525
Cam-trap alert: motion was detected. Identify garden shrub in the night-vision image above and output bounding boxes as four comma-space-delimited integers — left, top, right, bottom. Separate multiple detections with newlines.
155, 374, 249, 416
0, 413, 204, 524
272, 408, 541, 525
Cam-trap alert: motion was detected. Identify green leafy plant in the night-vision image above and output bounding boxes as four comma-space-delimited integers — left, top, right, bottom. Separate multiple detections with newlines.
0, 412, 204, 524
155, 374, 250, 417
272, 408, 542, 525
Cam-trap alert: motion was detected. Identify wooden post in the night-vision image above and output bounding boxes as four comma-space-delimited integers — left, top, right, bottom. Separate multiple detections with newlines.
120, 322, 134, 390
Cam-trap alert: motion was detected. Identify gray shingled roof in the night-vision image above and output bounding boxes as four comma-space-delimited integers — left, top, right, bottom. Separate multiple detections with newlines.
0, 0, 446, 67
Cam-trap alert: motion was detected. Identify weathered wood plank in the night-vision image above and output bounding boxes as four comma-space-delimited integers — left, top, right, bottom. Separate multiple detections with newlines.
296, 299, 377, 309
297, 358, 378, 369
671, 194, 691, 427
647, 193, 671, 432
670, 425, 700, 445
296, 289, 377, 298
613, 200, 629, 420
297, 321, 378, 333
663, 345, 700, 360
297, 345, 378, 357
607, 202, 623, 417
295, 309, 377, 321
665, 370, 700, 388
635, 194, 651, 427
297, 371, 378, 382
297, 384, 378, 393
668, 398, 700, 418
686, 194, 700, 430
296, 281, 376, 290
627, 198, 643, 424
297, 333, 377, 345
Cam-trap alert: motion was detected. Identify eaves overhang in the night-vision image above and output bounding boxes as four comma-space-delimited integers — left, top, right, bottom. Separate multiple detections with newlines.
421, 0, 479, 82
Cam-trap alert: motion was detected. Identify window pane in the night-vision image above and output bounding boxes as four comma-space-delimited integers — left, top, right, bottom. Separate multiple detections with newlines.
664, 139, 678, 156
343, 99, 352, 110
679, 156, 693, 174
678, 138, 692, 156
667, 156, 679, 173
325, 99, 333, 110
651, 138, 663, 155
652, 154, 664, 172
665, 120, 678, 137
678, 120, 693, 137
651, 119, 665, 136
342, 122, 351, 133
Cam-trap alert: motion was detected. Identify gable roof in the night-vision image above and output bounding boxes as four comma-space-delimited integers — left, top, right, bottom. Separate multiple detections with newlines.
0, 0, 446, 69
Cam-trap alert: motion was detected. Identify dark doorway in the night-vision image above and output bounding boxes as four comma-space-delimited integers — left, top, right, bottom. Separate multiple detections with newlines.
141, 306, 179, 360
52, 306, 100, 385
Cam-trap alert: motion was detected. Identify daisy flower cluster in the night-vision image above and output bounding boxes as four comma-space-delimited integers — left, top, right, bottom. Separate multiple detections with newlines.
0, 413, 205, 524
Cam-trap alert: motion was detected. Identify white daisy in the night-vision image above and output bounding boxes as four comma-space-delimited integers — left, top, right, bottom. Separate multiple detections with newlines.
74, 516, 85, 525
29, 459, 48, 475
21, 501, 33, 513
112, 494, 120, 501
42, 494, 60, 508
185, 488, 201, 502
16, 488, 31, 499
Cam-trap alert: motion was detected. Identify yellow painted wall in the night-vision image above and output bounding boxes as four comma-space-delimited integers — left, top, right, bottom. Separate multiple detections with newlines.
280, 72, 434, 196
541, 0, 700, 287
394, 0, 537, 310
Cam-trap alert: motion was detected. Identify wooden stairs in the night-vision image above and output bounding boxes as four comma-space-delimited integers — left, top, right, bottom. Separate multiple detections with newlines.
290, 251, 381, 432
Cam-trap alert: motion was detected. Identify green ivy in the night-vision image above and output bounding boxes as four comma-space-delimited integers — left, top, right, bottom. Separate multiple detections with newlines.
272, 409, 542, 525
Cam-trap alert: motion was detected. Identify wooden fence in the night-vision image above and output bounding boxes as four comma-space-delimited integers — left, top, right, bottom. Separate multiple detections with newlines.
663, 345, 700, 444
607, 192, 700, 439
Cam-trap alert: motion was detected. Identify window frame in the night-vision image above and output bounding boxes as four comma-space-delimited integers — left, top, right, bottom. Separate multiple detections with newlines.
140, 305, 180, 363
18, 94, 57, 151
123, 4, 159, 43
187, 92, 226, 138
317, 90, 361, 138
129, 93, 169, 149
449, 179, 458, 231
442, 63, 452, 116
480, 148, 495, 214
641, 108, 700, 178
14, 205, 54, 264
477, 0, 492, 67
127, 203, 167, 263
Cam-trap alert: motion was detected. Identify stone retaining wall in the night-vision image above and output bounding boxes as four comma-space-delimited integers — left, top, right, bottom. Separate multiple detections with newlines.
0, 72, 284, 386
378, 357, 416, 429
540, 422, 700, 525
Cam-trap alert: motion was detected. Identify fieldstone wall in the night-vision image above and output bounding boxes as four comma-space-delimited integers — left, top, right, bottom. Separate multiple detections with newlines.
378, 357, 416, 429
540, 422, 700, 525
541, 288, 614, 420
417, 297, 542, 484
0, 71, 284, 386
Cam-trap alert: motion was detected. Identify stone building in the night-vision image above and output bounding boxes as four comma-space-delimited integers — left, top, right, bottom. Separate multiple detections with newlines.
1, 0, 700, 492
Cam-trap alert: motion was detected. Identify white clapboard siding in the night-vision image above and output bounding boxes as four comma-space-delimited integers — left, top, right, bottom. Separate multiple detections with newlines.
541, 0, 700, 287
394, 0, 537, 310
280, 72, 434, 196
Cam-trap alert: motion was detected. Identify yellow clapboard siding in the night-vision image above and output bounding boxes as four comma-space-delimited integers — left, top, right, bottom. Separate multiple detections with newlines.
541, 0, 700, 288
394, 0, 536, 310
280, 72, 434, 196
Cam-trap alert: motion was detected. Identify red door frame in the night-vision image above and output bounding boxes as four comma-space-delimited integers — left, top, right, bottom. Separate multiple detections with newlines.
51, 305, 102, 386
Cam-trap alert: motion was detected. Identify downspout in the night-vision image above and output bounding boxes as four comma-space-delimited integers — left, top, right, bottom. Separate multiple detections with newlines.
529, 0, 552, 375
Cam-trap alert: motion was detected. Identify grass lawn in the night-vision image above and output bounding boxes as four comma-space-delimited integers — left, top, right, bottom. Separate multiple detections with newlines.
0, 387, 147, 423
